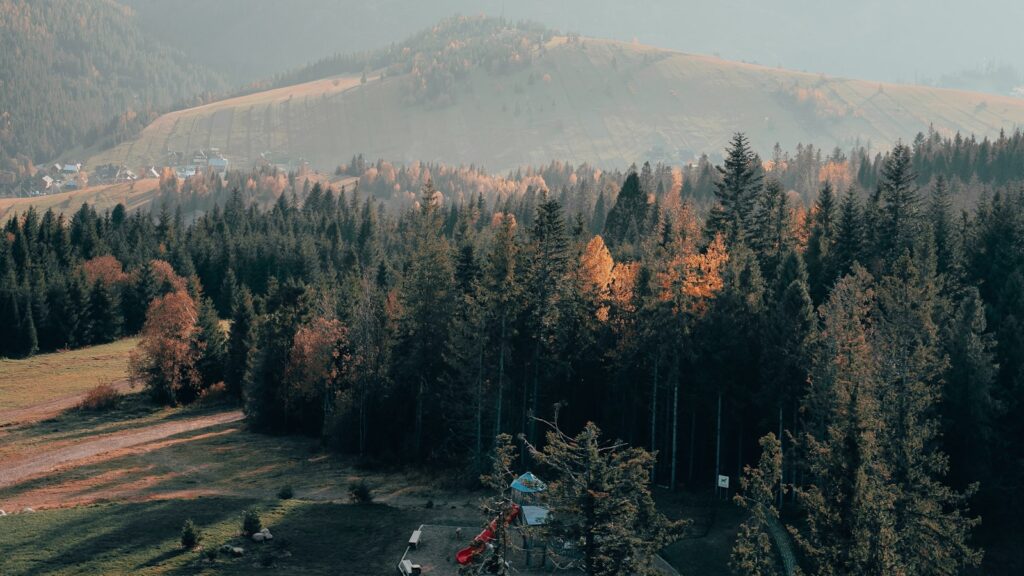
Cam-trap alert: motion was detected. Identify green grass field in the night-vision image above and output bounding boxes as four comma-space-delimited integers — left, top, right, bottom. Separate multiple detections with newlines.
0, 339, 138, 411
0, 497, 425, 576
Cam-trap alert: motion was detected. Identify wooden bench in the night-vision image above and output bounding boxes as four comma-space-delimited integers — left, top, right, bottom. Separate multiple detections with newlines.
398, 559, 422, 575
408, 529, 422, 549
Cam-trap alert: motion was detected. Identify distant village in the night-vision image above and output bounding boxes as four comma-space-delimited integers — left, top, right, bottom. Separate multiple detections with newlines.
25, 149, 233, 197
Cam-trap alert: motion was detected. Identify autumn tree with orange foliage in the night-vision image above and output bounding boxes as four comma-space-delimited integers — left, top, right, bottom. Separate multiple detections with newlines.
130, 290, 203, 405
284, 316, 350, 437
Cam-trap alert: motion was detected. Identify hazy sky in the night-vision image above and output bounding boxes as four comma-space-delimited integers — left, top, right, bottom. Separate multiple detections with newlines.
489, 0, 1024, 83
127, 0, 1024, 86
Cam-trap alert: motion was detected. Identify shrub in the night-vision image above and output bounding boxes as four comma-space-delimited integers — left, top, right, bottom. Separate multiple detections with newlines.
199, 381, 228, 403
348, 480, 373, 504
242, 509, 262, 535
277, 485, 294, 500
79, 382, 121, 411
181, 519, 202, 549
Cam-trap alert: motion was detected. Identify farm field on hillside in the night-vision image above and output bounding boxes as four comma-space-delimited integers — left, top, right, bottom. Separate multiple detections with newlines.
83, 37, 1024, 173
0, 181, 160, 222
87, 75, 363, 170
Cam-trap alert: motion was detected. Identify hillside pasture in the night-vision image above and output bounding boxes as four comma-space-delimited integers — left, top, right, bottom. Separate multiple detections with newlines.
83, 37, 1024, 173
0, 181, 160, 222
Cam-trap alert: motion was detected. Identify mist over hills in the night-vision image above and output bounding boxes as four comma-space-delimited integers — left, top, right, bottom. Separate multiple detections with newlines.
87, 18, 1024, 173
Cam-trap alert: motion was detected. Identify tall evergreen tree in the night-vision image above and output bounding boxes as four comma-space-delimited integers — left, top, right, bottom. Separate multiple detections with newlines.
806, 180, 838, 302
878, 143, 922, 264
226, 285, 257, 397
524, 420, 686, 576
833, 187, 864, 280
707, 133, 764, 246
392, 180, 454, 460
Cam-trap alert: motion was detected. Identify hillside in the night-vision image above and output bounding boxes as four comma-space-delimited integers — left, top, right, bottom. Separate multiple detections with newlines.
0, 180, 160, 222
85, 33, 1024, 172
0, 0, 225, 191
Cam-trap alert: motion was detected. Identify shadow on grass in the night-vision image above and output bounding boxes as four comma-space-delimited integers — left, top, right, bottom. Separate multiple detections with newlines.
1, 497, 260, 576
0, 422, 244, 500
13, 394, 240, 446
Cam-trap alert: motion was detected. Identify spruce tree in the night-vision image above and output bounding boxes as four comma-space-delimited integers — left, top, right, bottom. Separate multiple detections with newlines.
87, 280, 122, 345
707, 133, 763, 246
226, 285, 257, 397
524, 420, 686, 576
731, 433, 785, 576
878, 143, 921, 264
806, 180, 838, 302
604, 171, 650, 249
523, 194, 570, 445
832, 187, 864, 280
392, 179, 454, 460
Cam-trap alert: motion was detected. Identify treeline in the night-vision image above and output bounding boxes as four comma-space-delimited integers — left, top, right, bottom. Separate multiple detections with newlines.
3, 134, 1024, 571
0, 0, 225, 193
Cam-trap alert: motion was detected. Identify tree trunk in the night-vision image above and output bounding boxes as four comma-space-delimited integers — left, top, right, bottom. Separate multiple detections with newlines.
688, 405, 696, 482
475, 338, 485, 473
529, 339, 540, 444
715, 391, 722, 497
494, 311, 507, 438
670, 356, 680, 491
650, 354, 659, 483
359, 390, 367, 456
778, 403, 784, 509
414, 376, 424, 459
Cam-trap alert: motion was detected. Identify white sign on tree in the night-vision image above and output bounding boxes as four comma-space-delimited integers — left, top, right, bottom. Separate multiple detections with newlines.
717, 475, 730, 489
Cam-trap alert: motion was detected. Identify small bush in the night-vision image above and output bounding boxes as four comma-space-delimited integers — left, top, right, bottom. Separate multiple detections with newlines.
181, 519, 202, 549
348, 480, 373, 504
199, 381, 228, 403
242, 509, 262, 535
277, 485, 294, 500
79, 382, 121, 411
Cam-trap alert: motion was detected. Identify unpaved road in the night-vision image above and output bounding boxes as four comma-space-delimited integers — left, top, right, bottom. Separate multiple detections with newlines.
0, 410, 243, 490
0, 380, 135, 427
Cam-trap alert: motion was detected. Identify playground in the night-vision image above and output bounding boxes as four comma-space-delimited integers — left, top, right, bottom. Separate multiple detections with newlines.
396, 472, 680, 575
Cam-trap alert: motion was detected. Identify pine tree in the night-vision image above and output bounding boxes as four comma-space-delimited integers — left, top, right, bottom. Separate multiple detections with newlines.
731, 433, 784, 576
226, 285, 257, 397
393, 179, 454, 460
873, 255, 982, 574
604, 171, 651, 249
942, 287, 999, 488
707, 133, 763, 246
806, 180, 838, 302
195, 294, 227, 387
523, 194, 570, 445
524, 420, 686, 576
761, 250, 814, 498
484, 213, 520, 439
460, 434, 519, 576
878, 143, 921, 264
832, 187, 864, 280
793, 266, 898, 575
928, 175, 963, 286
87, 279, 122, 345
444, 223, 489, 468
752, 179, 792, 284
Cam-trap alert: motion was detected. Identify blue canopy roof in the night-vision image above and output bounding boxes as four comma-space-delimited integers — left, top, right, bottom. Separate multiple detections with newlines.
510, 471, 546, 493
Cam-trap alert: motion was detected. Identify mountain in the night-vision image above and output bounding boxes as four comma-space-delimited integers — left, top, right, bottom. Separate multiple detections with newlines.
86, 18, 1024, 172
0, 0, 225, 189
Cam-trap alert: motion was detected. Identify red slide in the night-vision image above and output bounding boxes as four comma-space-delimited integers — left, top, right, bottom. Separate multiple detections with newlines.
455, 504, 521, 565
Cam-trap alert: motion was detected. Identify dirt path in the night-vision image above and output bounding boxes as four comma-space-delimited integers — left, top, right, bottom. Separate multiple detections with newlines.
0, 410, 243, 490
0, 380, 135, 427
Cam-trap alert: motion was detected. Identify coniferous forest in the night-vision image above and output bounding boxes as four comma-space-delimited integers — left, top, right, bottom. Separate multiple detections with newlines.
3, 130, 1024, 572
